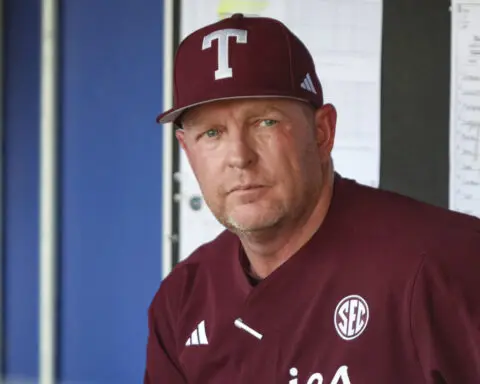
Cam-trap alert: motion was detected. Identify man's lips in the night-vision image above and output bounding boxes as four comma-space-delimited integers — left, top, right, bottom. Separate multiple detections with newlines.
228, 184, 266, 194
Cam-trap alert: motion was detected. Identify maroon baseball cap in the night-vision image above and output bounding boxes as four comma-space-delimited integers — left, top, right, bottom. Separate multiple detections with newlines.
156, 13, 324, 125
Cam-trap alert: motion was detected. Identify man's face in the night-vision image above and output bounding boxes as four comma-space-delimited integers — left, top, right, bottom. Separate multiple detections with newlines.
176, 98, 336, 233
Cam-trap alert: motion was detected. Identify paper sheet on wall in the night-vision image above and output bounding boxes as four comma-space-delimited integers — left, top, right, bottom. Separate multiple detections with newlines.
178, 0, 383, 260
449, 0, 480, 217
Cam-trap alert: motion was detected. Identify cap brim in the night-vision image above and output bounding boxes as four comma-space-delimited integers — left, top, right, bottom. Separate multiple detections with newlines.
156, 107, 187, 125
156, 95, 311, 125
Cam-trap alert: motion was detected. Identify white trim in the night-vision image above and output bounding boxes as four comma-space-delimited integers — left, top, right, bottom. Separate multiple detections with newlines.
162, 0, 174, 278
39, 0, 58, 383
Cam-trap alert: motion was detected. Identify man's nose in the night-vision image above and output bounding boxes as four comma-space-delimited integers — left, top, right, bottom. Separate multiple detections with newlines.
225, 131, 258, 169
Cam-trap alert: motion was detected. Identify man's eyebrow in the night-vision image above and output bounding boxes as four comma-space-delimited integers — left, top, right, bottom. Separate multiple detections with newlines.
243, 104, 286, 118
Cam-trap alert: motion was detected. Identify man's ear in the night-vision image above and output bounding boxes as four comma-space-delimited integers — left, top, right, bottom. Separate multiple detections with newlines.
175, 128, 187, 151
176, 128, 196, 167
314, 103, 336, 161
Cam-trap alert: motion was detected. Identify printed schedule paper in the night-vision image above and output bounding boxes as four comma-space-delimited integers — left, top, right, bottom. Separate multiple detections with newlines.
449, 0, 480, 217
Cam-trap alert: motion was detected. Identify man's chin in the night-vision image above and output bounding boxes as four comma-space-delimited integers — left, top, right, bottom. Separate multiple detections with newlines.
224, 212, 283, 234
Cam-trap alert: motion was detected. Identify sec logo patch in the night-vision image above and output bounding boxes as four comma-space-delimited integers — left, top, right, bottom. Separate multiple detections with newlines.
334, 294, 369, 341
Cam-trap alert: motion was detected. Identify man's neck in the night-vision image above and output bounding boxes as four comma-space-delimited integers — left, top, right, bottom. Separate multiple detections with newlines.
238, 168, 335, 279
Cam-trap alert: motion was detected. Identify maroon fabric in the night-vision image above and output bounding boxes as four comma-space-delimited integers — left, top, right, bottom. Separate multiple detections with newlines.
156, 14, 323, 124
144, 174, 480, 383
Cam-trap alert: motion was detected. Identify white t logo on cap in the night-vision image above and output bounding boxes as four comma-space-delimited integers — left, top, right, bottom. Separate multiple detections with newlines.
202, 28, 248, 80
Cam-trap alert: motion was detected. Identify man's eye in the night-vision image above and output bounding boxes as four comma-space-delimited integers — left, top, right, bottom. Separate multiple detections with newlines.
202, 129, 220, 139
259, 119, 278, 127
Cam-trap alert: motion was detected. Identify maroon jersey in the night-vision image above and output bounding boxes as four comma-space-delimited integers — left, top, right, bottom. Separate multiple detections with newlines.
144, 174, 480, 383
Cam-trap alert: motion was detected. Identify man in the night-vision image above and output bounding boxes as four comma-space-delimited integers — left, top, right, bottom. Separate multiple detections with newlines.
145, 14, 480, 383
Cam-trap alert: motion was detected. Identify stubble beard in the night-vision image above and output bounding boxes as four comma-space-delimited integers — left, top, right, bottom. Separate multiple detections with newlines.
223, 204, 287, 235
222, 183, 319, 236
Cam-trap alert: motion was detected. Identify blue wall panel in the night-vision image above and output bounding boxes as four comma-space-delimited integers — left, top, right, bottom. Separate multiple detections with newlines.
3, 0, 40, 380
60, 1, 164, 382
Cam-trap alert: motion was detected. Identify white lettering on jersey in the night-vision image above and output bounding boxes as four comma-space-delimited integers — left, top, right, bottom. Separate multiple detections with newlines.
202, 28, 248, 80
331, 366, 351, 384
334, 294, 369, 341
306, 373, 323, 384
288, 366, 351, 384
